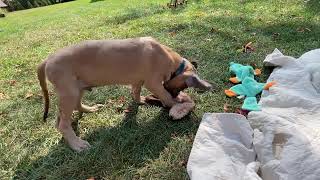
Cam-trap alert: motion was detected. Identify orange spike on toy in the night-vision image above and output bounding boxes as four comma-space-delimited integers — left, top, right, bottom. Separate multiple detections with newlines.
229, 77, 239, 84
254, 69, 261, 76
225, 89, 237, 97
264, 81, 276, 90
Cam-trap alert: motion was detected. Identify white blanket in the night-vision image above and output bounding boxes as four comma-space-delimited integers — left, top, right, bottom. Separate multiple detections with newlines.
187, 113, 261, 180
249, 49, 320, 180
187, 49, 320, 180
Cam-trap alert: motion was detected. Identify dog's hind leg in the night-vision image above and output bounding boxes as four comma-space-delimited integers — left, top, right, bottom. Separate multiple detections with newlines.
77, 90, 100, 113
56, 83, 91, 152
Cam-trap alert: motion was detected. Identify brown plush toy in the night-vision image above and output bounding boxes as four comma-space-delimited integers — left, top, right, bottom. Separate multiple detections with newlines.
169, 92, 195, 120
145, 92, 195, 120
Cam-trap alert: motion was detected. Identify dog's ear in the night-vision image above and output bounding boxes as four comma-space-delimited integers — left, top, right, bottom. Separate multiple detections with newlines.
185, 74, 212, 91
190, 60, 198, 69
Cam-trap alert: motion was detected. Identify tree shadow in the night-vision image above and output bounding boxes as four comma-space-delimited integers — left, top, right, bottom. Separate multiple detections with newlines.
90, 0, 105, 3
105, 5, 166, 25
305, 0, 320, 15
14, 102, 197, 179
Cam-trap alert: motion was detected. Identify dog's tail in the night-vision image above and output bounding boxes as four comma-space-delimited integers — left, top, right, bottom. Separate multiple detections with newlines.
37, 61, 49, 122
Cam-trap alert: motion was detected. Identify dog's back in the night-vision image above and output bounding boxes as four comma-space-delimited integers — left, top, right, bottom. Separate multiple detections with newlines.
44, 37, 177, 86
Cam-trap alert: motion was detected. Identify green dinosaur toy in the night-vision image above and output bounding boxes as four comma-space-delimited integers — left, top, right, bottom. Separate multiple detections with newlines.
225, 77, 275, 111
229, 62, 261, 83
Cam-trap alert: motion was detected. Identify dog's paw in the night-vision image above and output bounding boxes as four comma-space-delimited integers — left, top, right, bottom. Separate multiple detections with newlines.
79, 104, 102, 113
69, 138, 91, 152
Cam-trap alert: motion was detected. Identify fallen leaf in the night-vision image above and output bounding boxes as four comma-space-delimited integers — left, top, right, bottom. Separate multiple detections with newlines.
107, 99, 115, 104
117, 96, 126, 103
25, 92, 34, 99
0, 92, 6, 100
245, 41, 252, 47
266, 20, 272, 24
232, 36, 238, 41
224, 103, 230, 112
86, 177, 95, 180
9, 80, 16, 86
235, 108, 250, 117
250, 63, 258, 68
242, 41, 255, 53
123, 107, 132, 113
179, 160, 188, 167
116, 107, 123, 113
305, 27, 311, 32
297, 27, 305, 32
169, 31, 176, 36
210, 28, 219, 33
272, 32, 280, 40
27, 80, 35, 84
171, 132, 178, 138
187, 134, 194, 143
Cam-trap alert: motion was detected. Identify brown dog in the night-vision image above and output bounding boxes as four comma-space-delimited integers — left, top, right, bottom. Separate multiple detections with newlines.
37, 37, 212, 152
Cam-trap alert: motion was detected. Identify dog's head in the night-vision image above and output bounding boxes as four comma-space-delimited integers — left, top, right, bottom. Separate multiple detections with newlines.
164, 59, 213, 98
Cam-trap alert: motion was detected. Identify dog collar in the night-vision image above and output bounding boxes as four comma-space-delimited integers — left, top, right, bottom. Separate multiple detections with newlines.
171, 58, 187, 79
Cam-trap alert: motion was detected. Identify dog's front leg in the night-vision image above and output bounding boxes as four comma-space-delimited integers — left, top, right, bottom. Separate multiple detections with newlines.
145, 81, 176, 107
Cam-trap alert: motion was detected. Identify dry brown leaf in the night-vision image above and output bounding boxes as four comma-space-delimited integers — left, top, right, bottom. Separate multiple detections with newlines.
179, 160, 188, 167
235, 108, 250, 117
272, 32, 280, 40
107, 99, 115, 104
223, 103, 230, 112
242, 42, 255, 53
297, 27, 305, 32
0, 92, 6, 100
27, 80, 35, 84
123, 107, 132, 113
118, 96, 126, 103
116, 107, 122, 113
9, 80, 16, 86
210, 28, 219, 33
25, 92, 34, 99
169, 31, 177, 36
305, 27, 311, 32
171, 132, 178, 138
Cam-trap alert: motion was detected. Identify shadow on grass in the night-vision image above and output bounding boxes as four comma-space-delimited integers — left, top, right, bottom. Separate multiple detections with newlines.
13, 102, 197, 179
305, 0, 320, 15
90, 0, 105, 3
106, 5, 166, 25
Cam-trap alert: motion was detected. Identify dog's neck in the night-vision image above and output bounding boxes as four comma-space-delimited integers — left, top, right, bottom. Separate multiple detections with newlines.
170, 58, 187, 80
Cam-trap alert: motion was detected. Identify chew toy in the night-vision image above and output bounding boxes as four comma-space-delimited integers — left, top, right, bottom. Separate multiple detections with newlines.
169, 92, 195, 120
229, 62, 261, 83
145, 92, 195, 120
225, 77, 275, 111
226, 62, 275, 111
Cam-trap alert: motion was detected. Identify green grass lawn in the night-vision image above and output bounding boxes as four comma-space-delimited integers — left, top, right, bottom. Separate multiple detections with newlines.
0, 0, 319, 179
